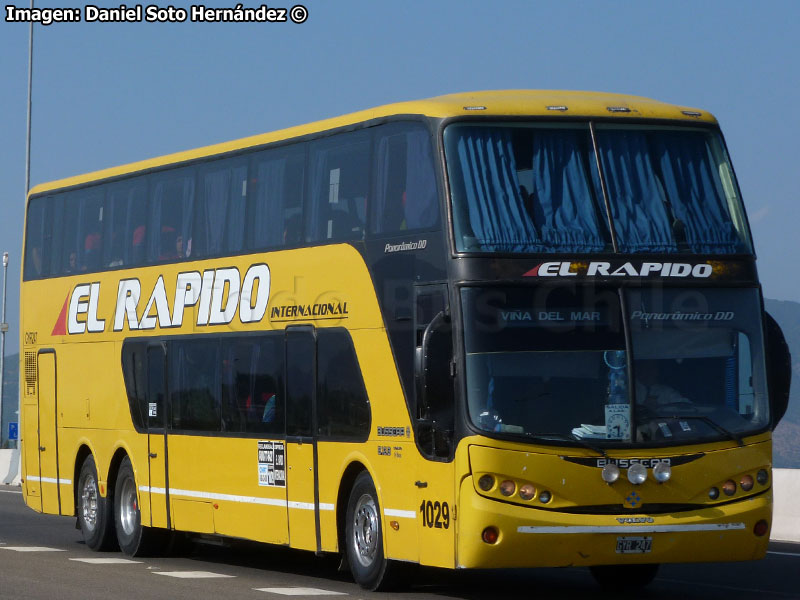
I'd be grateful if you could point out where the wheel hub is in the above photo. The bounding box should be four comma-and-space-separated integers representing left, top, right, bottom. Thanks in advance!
81, 474, 98, 532
352, 493, 379, 567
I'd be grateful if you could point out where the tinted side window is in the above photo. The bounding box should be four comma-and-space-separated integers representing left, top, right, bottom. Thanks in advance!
147, 345, 167, 430
121, 342, 147, 430
372, 123, 440, 234
249, 144, 306, 249
24, 197, 48, 279
61, 192, 81, 274
104, 178, 148, 268
170, 339, 220, 431
148, 168, 195, 263
309, 131, 370, 243
286, 329, 315, 437
194, 158, 248, 258
316, 329, 370, 440
221, 335, 284, 434
78, 189, 105, 272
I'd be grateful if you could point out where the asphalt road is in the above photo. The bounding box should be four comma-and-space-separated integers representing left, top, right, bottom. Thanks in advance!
1, 484, 798, 600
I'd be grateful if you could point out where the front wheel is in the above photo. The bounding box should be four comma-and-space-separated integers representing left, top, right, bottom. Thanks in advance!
77, 455, 116, 551
114, 457, 165, 556
345, 472, 394, 590
590, 563, 660, 589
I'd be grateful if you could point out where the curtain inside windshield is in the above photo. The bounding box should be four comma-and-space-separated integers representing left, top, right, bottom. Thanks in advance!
450, 126, 609, 253
596, 128, 748, 254
445, 123, 752, 255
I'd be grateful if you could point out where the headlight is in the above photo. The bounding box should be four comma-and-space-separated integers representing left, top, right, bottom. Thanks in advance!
627, 463, 647, 485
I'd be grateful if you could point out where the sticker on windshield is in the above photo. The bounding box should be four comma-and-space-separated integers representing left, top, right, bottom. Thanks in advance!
605, 404, 631, 441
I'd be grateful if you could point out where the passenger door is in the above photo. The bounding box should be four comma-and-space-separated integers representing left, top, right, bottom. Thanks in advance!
37, 351, 61, 515
146, 344, 170, 529
284, 326, 319, 552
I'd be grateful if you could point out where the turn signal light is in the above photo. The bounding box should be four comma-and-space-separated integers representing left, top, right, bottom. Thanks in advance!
482, 526, 499, 544
722, 480, 737, 496
499, 480, 516, 497
740, 474, 754, 492
519, 484, 536, 501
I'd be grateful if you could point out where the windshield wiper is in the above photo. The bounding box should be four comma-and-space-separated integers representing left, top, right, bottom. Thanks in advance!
529, 432, 609, 458
651, 414, 744, 447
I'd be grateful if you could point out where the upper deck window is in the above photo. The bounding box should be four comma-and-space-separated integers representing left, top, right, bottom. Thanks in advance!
444, 123, 752, 255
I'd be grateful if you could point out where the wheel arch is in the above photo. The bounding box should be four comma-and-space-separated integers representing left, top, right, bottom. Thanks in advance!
336, 460, 368, 554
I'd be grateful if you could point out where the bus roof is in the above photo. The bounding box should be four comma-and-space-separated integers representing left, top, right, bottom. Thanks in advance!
28, 90, 716, 197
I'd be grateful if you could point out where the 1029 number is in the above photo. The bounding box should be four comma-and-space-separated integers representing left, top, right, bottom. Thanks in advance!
419, 500, 450, 529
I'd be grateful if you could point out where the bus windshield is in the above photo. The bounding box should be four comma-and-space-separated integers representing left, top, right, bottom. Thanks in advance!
444, 123, 752, 254
461, 287, 768, 446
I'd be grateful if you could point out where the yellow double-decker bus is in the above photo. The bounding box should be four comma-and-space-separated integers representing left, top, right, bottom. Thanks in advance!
20, 91, 792, 590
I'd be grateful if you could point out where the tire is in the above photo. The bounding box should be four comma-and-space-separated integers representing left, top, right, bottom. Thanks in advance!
114, 457, 166, 556
77, 455, 117, 551
590, 563, 660, 589
344, 472, 394, 591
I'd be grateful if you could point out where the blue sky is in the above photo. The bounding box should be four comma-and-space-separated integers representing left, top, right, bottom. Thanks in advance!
1, 0, 799, 355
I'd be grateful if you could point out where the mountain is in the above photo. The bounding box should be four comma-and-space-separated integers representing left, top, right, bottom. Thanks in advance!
766, 299, 800, 468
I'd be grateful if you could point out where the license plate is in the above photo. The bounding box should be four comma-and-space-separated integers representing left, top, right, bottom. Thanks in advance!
615, 536, 653, 554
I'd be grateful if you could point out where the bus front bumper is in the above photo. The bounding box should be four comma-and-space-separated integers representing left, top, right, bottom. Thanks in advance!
456, 480, 771, 569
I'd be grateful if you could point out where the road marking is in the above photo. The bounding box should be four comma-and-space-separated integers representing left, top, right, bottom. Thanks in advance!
254, 589, 347, 596
1, 546, 66, 552
70, 558, 143, 564
0, 489, 22, 494
154, 571, 235, 579
768, 550, 800, 558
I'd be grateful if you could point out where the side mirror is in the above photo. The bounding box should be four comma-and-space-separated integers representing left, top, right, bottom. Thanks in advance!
415, 311, 453, 422
765, 312, 791, 429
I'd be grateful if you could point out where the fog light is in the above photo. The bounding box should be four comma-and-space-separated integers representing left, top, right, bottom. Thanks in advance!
627, 463, 647, 485
499, 480, 516, 497
653, 462, 672, 483
722, 480, 737, 496
519, 484, 536, 501
539, 491, 552, 504
482, 526, 499, 544
708, 487, 720, 500
757, 469, 769, 485
753, 520, 769, 537
740, 474, 754, 492
478, 474, 495, 492
601, 464, 620, 484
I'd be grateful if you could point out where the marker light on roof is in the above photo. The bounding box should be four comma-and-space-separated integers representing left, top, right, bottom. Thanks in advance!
606, 106, 631, 113
681, 110, 702, 117
463, 106, 487, 111
546, 105, 568, 111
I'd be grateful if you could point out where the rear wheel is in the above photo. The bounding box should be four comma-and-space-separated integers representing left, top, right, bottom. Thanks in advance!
590, 563, 660, 589
77, 455, 116, 551
114, 457, 166, 556
345, 472, 394, 590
